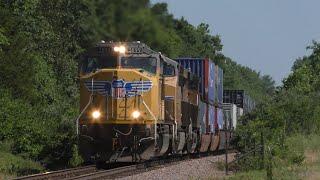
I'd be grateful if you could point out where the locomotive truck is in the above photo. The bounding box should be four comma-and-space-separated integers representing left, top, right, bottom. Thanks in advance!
78, 41, 232, 163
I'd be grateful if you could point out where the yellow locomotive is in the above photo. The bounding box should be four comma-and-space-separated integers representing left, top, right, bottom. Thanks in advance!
78, 41, 210, 163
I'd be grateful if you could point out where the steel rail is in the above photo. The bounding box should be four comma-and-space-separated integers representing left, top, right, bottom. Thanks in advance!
15, 165, 96, 180
65, 165, 137, 180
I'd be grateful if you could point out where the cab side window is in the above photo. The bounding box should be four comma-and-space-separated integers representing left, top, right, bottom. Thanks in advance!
163, 63, 175, 76
81, 57, 98, 73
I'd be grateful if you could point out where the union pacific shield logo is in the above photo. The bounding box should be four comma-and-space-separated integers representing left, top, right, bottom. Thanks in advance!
84, 79, 153, 98
112, 80, 126, 98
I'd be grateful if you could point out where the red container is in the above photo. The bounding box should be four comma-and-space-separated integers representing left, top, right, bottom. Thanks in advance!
175, 58, 216, 104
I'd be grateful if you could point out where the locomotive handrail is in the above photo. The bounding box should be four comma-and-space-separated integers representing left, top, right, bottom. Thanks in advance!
75, 78, 94, 135
140, 95, 158, 148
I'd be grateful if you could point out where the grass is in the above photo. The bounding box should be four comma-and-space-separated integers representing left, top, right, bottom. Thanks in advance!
0, 142, 84, 179
228, 170, 266, 180
0, 151, 43, 178
0, 141, 44, 178
227, 134, 320, 180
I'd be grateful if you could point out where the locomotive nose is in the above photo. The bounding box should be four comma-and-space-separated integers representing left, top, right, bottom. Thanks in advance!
80, 69, 156, 124
109, 75, 154, 122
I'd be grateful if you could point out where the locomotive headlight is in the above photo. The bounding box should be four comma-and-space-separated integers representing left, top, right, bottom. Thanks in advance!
92, 110, 101, 119
113, 45, 126, 54
131, 110, 141, 119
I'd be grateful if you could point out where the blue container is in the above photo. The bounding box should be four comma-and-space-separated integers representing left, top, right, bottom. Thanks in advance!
175, 58, 215, 103
217, 108, 224, 129
198, 101, 207, 134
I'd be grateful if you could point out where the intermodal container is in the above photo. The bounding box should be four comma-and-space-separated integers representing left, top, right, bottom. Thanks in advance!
219, 130, 231, 150
223, 90, 256, 114
175, 58, 216, 104
198, 101, 207, 134
208, 62, 215, 105
208, 104, 215, 133
215, 65, 223, 106
222, 103, 237, 130
237, 107, 244, 118
217, 107, 224, 130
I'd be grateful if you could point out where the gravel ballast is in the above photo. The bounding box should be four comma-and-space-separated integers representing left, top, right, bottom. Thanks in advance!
118, 153, 235, 180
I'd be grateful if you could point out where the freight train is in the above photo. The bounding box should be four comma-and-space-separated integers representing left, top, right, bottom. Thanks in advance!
77, 41, 250, 163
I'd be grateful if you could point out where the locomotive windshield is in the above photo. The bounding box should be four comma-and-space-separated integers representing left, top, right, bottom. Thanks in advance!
121, 57, 157, 74
81, 55, 157, 74
81, 55, 117, 73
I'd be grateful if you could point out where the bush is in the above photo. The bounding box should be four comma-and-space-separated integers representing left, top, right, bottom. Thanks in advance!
0, 141, 43, 176
0, 151, 43, 176
68, 144, 84, 167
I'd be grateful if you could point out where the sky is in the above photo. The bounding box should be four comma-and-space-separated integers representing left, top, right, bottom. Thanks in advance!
151, 0, 320, 84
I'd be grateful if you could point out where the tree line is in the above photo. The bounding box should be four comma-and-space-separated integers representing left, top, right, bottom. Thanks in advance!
233, 41, 320, 177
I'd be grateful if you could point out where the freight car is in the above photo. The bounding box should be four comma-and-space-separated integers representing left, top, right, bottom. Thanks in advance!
223, 90, 255, 114
220, 103, 244, 148
78, 42, 226, 163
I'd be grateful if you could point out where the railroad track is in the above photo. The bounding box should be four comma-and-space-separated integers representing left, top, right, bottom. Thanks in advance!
64, 165, 137, 180
14, 157, 195, 180
15, 165, 97, 180
15, 150, 236, 180
62, 157, 190, 180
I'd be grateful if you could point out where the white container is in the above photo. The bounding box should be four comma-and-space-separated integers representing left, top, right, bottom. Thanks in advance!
222, 103, 237, 130
237, 107, 244, 119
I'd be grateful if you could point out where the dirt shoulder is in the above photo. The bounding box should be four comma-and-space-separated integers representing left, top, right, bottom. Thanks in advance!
118, 153, 235, 180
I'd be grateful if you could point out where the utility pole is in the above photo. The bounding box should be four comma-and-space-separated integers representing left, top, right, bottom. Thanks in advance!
224, 111, 229, 175
260, 131, 265, 169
